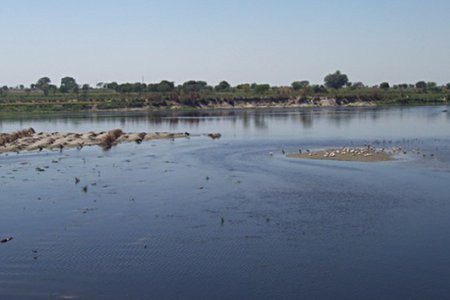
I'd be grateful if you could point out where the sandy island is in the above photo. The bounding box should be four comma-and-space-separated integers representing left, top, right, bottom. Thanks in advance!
0, 128, 221, 153
287, 147, 394, 162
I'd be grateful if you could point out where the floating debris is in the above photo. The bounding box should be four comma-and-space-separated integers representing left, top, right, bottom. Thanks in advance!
208, 133, 222, 140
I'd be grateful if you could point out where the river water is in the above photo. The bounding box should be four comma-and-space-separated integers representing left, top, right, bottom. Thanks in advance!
0, 106, 449, 299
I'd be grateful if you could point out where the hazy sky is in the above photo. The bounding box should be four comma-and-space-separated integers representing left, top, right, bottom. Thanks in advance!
1, 0, 450, 87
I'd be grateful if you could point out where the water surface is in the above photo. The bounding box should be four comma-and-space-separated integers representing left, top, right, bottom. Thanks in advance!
1, 106, 450, 299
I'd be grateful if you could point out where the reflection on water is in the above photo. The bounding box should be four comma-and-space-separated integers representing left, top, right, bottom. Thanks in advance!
0, 106, 450, 299
0, 106, 449, 140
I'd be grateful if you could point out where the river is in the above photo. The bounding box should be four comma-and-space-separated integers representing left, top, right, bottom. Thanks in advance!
1, 106, 449, 299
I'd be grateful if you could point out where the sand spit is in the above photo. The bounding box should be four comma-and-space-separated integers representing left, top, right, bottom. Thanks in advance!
287, 147, 393, 162
0, 128, 221, 153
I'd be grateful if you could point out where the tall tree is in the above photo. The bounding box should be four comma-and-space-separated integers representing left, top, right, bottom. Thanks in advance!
182, 80, 208, 92
215, 81, 231, 92
324, 71, 349, 89
157, 80, 175, 92
36, 77, 51, 96
415, 81, 427, 90
380, 82, 390, 90
292, 81, 310, 90
60, 77, 78, 93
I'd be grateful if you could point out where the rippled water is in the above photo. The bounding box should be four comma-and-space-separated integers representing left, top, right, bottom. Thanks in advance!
1, 106, 450, 299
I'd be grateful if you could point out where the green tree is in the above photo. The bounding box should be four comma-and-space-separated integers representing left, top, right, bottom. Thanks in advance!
157, 80, 175, 92
292, 81, 310, 91
106, 82, 119, 91
351, 82, 365, 89
82, 84, 90, 90
215, 81, 231, 92
60, 77, 78, 93
380, 82, 390, 90
182, 80, 208, 92
236, 84, 251, 92
446, 83, 450, 90
252, 83, 271, 94
0, 85, 9, 96
36, 77, 51, 96
324, 70, 349, 89
415, 81, 427, 90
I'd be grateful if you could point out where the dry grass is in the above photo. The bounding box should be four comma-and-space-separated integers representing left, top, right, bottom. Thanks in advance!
100, 129, 123, 150
0, 128, 35, 146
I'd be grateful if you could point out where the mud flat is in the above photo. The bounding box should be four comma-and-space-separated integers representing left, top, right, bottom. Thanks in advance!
288, 147, 394, 162
0, 128, 221, 153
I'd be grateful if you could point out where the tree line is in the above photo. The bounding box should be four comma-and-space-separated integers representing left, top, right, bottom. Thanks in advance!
2, 71, 450, 96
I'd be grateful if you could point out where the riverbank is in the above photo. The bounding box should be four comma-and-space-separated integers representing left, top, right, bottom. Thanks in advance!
0, 87, 448, 113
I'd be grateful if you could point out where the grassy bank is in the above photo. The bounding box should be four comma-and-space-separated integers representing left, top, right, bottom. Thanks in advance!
0, 86, 448, 113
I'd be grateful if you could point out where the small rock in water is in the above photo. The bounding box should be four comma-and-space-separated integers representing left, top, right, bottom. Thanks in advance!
0, 237, 13, 244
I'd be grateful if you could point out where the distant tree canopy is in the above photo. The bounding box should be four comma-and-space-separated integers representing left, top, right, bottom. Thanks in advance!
395, 84, 410, 89
36, 77, 51, 95
446, 83, 450, 90
156, 80, 175, 92
236, 84, 251, 91
252, 83, 271, 94
311, 84, 327, 93
324, 71, 349, 89
380, 82, 390, 89
106, 82, 119, 91
182, 80, 208, 92
60, 77, 79, 93
351, 82, 365, 89
292, 81, 310, 90
215, 81, 231, 92
415, 81, 427, 90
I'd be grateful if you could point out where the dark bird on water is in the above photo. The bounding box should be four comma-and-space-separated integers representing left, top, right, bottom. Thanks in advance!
185, 132, 190, 136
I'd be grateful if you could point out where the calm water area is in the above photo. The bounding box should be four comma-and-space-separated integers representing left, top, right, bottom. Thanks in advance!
1, 105, 450, 299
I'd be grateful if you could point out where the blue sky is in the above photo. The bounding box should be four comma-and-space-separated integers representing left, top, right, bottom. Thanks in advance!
1, 0, 450, 86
